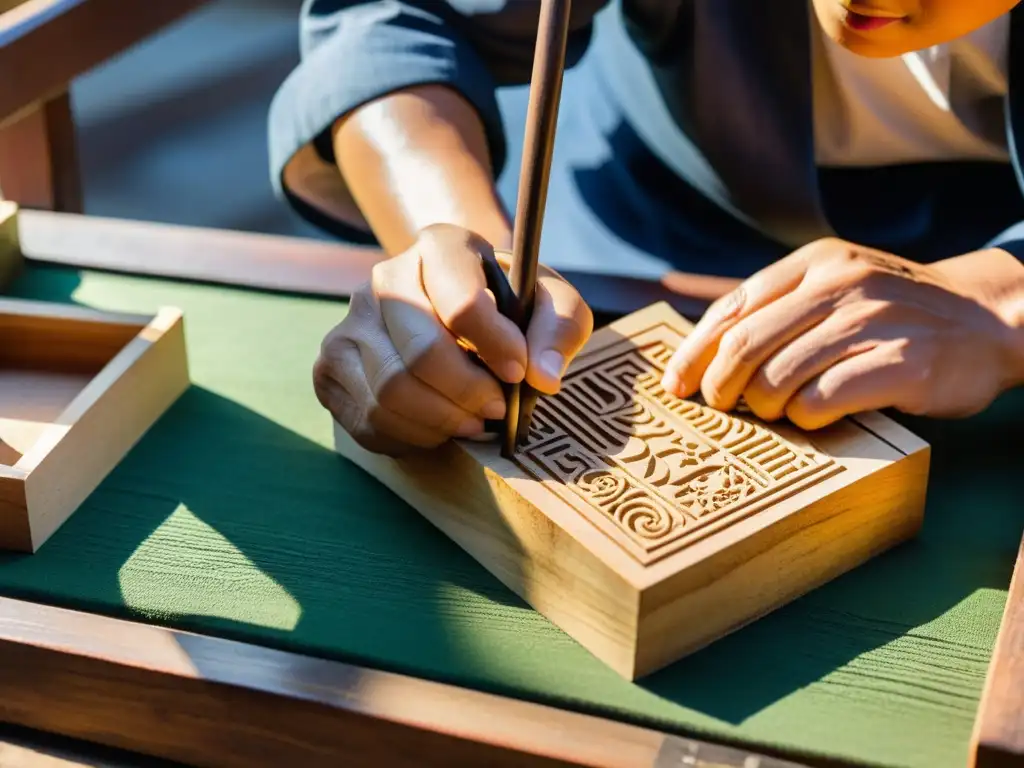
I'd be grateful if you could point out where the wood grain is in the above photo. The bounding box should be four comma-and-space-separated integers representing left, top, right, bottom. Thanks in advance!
971, 535, 1024, 768
0, 594, 812, 768
0, 91, 80, 211
335, 302, 931, 679
0, 299, 189, 551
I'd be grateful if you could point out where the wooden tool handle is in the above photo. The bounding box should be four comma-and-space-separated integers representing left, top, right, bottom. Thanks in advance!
508, 0, 572, 314
502, 0, 573, 458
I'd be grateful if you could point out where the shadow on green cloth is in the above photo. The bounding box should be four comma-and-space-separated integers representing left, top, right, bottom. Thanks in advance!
0, 267, 527, 681
0, 382, 528, 679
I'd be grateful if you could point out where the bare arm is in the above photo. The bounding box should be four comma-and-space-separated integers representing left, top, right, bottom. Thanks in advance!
331, 84, 513, 256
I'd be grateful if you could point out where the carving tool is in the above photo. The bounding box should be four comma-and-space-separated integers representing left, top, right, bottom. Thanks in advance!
499, 0, 574, 459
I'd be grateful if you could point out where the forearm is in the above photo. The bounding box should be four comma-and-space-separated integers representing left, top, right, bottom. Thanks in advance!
934, 247, 1024, 388
331, 84, 513, 256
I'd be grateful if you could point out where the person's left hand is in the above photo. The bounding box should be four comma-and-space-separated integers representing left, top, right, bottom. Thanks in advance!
660, 238, 1024, 429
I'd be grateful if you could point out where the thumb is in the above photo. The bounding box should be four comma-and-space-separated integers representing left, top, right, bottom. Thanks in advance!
525, 274, 594, 395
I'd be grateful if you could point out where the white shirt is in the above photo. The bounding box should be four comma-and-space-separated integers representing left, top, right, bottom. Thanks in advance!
813, 12, 1011, 166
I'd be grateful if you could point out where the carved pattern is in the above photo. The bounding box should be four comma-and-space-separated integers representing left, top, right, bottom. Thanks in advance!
512, 324, 845, 565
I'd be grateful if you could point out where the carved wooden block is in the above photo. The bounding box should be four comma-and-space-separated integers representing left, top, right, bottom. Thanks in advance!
335, 302, 931, 680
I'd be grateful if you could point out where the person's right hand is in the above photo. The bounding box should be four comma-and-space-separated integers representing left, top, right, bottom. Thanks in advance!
313, 224, 594, 456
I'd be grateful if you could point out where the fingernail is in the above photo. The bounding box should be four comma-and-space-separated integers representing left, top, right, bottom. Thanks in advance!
538, 350, 565, 381
661, 371, 681, 394
501, 361, 526, 383
455, 418, 484, 437
482, 399, 506, 419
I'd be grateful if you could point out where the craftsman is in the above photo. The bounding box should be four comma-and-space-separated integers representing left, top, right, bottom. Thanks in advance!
269, 0, 1024, 455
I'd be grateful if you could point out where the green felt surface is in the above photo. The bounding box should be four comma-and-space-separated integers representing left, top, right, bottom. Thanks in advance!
2, 265, 1022, 768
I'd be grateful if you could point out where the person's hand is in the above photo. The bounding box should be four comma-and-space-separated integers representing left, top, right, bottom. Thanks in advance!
660, 238, 1024, 429
314, 223, 593, 455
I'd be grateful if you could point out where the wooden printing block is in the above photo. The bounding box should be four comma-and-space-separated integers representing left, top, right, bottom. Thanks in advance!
0, 297, 189, 552
335, 302, 931, 680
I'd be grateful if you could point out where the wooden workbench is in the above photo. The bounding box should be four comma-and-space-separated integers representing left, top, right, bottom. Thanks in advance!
0, 211, 1019, 768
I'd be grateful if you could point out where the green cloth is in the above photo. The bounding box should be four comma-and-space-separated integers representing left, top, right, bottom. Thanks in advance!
2, 265, 1021, 768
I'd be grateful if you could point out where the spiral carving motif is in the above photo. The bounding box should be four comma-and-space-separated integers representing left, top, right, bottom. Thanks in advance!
577, 469, 628, 505
615, 495, 675, 539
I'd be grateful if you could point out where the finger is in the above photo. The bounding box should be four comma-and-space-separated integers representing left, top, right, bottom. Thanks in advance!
375, 260, 508, 420
366, 350, 486, 437
525, 274, 594, 394
785, 345, 916, 430
662, 251, 814, 397
420, 238, 527, 383
743, 308, 881, 422
696, 288, 835, 412
314, 345, 448, 455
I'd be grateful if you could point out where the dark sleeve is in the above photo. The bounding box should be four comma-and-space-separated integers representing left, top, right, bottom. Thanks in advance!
267, 0, 607, 238
993, 239, 1024, 263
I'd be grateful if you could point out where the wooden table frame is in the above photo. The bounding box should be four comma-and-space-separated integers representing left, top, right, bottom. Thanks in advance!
0, 206, 1019, 767
0, 593, 819, 768
0, 0, 210, 212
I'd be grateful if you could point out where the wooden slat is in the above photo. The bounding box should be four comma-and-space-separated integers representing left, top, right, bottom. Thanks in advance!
0, 594, 810, 768
15, 209, 734, 318
0, 0, 209, 123
971, 536, 1024, 767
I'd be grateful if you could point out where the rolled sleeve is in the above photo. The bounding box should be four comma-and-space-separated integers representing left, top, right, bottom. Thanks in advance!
989, 229, 1024, 263
268, 0, 603, 241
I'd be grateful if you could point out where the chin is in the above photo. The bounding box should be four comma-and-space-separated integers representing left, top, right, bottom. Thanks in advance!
839, 39, 910, 57
821, 23, 912, 57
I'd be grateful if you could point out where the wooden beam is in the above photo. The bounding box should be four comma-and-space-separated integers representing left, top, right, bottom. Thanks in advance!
0, 91, 80, 211
0, 0, 210, 123
15, 209, 734, 318
971, 536, 1024, 767
0, 594, 810, 768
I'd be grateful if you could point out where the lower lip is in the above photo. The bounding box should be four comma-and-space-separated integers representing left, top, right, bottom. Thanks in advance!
844, 11, 901, 30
